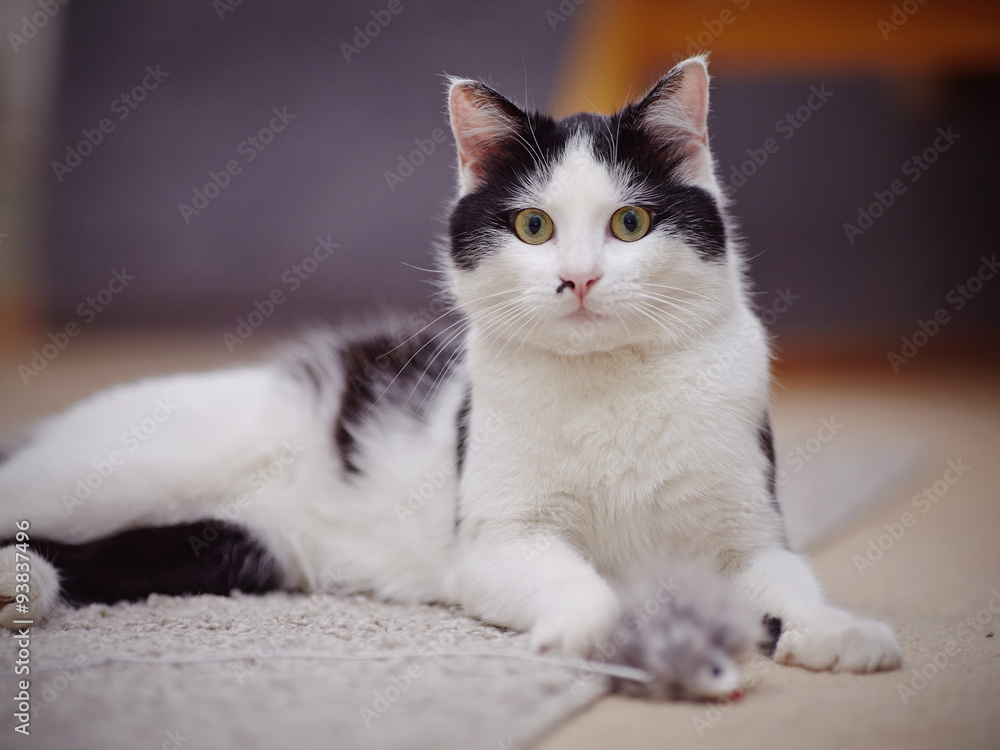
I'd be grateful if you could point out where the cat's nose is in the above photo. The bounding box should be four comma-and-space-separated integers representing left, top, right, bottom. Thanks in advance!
557, 273, 601, 300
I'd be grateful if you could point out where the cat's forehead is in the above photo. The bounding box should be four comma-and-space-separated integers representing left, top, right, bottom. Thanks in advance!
510, 110, 663, 210
516, 133, 623, 213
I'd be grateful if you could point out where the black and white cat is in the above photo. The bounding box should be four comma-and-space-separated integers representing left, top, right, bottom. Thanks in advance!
0, 56, 900, 683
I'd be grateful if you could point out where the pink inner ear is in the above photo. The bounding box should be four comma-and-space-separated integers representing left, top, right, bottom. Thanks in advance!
450, 86, 484, 169
637, 59, 715, 184
674, 61, 709, 145
449, 82, 517, 185
650, 59, 710, 145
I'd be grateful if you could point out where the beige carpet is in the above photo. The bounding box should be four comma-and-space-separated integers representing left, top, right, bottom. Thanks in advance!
1, 334, 998, 749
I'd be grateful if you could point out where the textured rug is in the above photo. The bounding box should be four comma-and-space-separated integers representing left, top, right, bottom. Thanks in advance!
0, 591, 605, 750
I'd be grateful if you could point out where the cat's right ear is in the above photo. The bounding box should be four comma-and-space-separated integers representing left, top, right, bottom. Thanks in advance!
447, 78, 525, 195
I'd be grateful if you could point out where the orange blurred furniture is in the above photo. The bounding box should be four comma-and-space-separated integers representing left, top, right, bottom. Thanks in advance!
553, 0, 1000, 115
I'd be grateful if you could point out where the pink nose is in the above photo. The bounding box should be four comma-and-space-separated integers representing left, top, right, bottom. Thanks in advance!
557, 273, 601, 301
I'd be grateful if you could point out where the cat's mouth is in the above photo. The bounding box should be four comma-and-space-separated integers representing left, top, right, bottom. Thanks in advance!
563, 306, 605, 322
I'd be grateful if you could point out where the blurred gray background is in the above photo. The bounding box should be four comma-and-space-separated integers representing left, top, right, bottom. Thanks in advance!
3, 0, 999, 349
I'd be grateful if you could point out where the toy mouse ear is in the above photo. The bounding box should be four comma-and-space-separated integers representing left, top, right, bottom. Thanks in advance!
631, 55, 714, 184
447, 78, 527, 195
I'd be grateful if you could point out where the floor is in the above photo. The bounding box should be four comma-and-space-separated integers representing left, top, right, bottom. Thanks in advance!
1, 331, 998, 749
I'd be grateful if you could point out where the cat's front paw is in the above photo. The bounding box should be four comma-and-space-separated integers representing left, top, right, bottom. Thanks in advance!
529, 588, 619, 658
0, 545, 60, 629
775, 609, 901, 673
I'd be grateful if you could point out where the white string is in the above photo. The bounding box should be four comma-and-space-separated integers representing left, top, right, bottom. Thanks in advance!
8, 648, 652, 683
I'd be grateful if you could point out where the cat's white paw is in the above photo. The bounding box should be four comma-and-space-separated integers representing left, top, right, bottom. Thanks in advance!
775, 609, 902, 673
0, 545, 61, 629
529, 588, 618, 657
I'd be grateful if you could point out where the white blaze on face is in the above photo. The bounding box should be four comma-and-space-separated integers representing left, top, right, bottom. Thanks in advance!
453, 137, 628, 351
532, 138, 622, 295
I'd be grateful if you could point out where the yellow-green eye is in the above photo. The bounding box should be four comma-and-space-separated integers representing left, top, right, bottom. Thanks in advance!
514, 208, 554, 245
610, 206, 651, 242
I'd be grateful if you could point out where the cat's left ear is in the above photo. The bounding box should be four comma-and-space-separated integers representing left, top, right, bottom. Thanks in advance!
632, 55, 715, 185
447, 78, 527, 195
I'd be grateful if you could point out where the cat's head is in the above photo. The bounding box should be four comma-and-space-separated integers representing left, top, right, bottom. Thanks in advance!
443, 56, 741, 357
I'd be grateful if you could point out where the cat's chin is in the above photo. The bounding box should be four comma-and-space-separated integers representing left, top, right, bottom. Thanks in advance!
562, 307, 605, 323
539, 323, 688, 358
536, 322, 651, 358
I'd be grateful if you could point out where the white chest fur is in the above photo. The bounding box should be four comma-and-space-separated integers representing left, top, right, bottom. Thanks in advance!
459, 304, 779, 579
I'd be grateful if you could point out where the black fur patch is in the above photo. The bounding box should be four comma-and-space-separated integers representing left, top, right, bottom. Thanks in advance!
760, 615, 783, 657
449, 109, 566, 272
454, 387, 472, 531
7, 522, 281, 607
593, 111, 727, 261
448, 89, 727, 271
757, 413, 778, 500
335, 330, 460, 475
455, 386, 472, 477
757, 412, 789, 548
